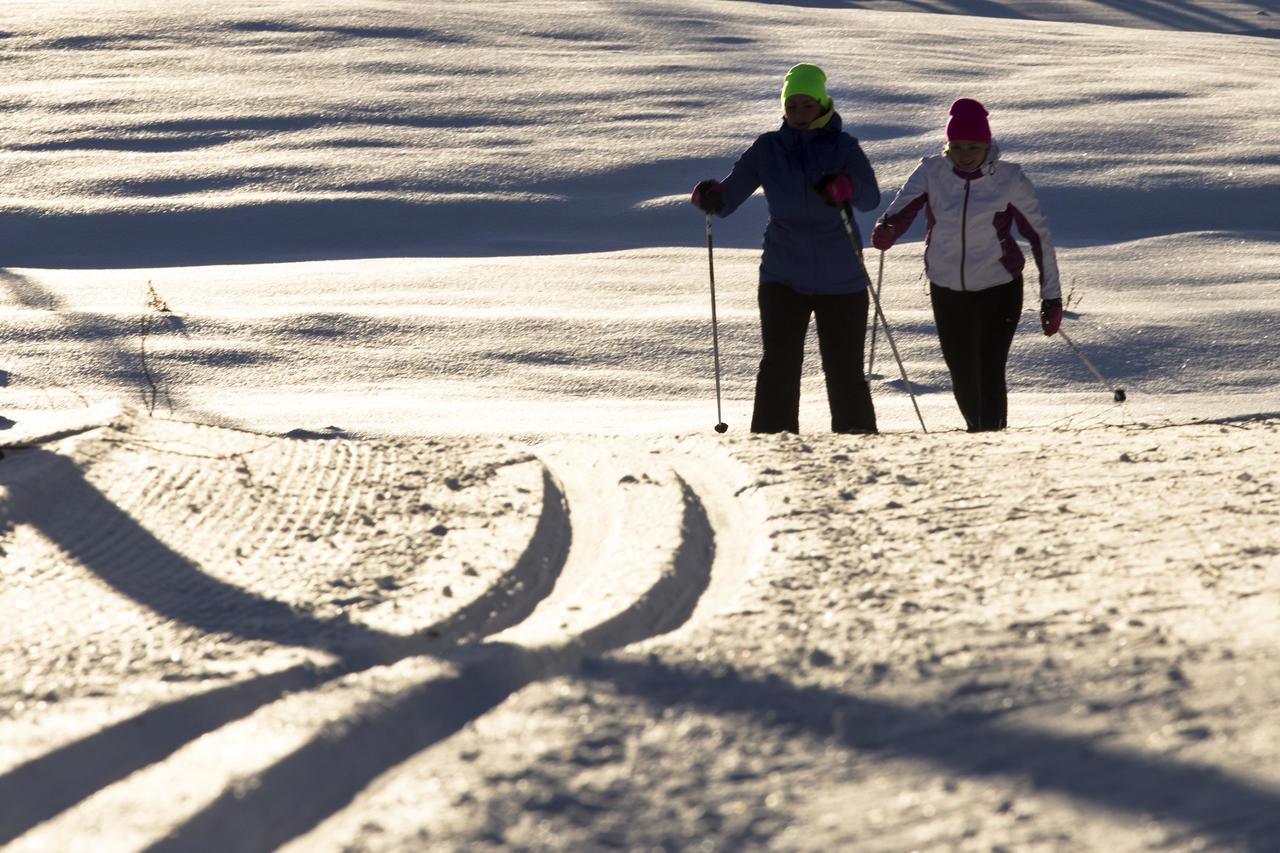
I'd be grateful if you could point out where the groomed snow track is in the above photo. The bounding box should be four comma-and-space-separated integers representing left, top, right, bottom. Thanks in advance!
0, 419, 762, 851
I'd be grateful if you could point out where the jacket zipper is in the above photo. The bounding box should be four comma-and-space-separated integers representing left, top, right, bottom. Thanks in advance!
801, 134, 820, 282
960, 179, 971, 291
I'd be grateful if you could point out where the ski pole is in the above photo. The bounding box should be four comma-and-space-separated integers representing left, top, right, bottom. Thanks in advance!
705, 212, 729, 433
1058, 327, 1126, 402
838, 208, 927, 433
867, 214, 891, 376
867, 248, 883, 375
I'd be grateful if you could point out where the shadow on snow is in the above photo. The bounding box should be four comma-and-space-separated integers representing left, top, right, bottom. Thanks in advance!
0, 450, 569, 846
3, 164, 1278, 268
1, 442, 1277, 848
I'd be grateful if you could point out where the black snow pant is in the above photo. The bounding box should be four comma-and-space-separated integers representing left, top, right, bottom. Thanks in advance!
750, 280, 877, 434
929, 277, 1023, 432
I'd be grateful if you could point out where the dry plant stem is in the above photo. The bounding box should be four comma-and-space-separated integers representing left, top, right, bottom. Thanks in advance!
138, 313, 160, 416
138, 281, 176, 416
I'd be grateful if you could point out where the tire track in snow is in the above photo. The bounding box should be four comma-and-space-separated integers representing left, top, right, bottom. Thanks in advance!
144, 443, 749, 853
0, 421, 572, 846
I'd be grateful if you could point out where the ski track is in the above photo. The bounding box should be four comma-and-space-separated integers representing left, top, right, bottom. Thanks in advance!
293, 422, 1279, 853
1, 415, 564, 843
0, 420, 762, 850
141, 444, 730, 851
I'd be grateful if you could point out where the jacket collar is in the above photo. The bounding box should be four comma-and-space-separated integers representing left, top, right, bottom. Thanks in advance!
778, 107, 842, 136
808, 103, 836, 130
949, 139, 1001, 178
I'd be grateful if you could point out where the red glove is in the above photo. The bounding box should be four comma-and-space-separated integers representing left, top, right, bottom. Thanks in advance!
815, 173, 853, 206
1040, 298, 1063, 336
691, 180, 724, 214
871, 223, 896, 252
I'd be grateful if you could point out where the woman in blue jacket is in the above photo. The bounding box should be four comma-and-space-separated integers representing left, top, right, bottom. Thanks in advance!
691, 63, 881, 434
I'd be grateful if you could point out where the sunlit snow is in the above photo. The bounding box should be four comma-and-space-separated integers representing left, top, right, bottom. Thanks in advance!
2, 1, 1279, 850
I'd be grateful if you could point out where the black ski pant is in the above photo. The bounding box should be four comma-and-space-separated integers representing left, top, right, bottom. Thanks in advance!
750, 280, 877, 434
929, 277, 1023, 432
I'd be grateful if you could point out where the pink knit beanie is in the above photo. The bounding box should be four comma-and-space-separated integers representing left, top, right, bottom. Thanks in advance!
945, 98, 991, 142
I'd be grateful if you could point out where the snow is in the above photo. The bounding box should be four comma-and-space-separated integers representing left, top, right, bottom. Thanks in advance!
2, 0, 1279, 850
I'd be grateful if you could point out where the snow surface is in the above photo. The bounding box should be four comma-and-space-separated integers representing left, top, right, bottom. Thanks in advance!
2, 1, 1279, 850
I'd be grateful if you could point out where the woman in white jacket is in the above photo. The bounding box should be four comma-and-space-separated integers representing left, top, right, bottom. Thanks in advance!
872, 98, 1062, 432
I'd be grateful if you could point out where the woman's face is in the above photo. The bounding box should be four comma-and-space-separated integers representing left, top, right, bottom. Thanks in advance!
948, 140, 990, 172
784, 94, 823, 129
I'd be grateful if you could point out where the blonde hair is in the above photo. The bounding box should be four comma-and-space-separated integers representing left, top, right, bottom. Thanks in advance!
943, 140, 990, 158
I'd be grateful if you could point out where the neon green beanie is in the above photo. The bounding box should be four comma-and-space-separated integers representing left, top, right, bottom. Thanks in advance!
781, 63, 831, 112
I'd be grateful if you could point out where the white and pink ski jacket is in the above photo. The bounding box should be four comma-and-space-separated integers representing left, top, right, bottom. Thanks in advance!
881, 146, 1061, 300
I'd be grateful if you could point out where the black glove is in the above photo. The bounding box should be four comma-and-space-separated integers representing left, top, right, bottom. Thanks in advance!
691, 180, 724, 214
871, 223, 896, 252
1040, 298, 1063, 336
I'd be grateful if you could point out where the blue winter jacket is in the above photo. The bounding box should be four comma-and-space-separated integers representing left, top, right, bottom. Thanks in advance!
716, 111, 880, 295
